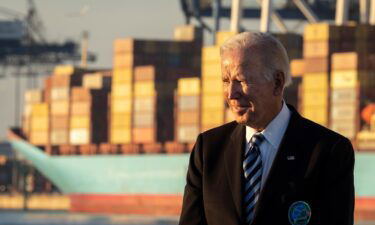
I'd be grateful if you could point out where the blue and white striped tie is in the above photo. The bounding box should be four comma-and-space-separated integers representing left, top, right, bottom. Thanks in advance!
243, 133, 264, 224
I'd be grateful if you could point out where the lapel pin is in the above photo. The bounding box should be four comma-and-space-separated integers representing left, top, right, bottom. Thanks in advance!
287, 156, 295, 160
288, 201, 312, 225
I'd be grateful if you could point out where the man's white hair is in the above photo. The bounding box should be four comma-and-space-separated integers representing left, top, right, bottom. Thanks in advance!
220, 32, 292, 88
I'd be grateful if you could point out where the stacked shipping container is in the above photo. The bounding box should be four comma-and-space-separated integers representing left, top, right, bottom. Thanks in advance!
110, 40, 133, 144
49, 65, 86, 145
30, 103, 49, 146
300, 23, 341, 127
22, 89, 44, 139
69, 87, 109, 145
330, 52, 374, 140
133, 66, 176, 144
176, 78, 200, 143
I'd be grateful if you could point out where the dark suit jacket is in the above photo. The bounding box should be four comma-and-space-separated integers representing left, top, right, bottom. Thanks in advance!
179, 105, 355, 225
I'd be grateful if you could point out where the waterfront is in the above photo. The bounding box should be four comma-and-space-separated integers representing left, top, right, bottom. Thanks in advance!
0, 210, 374, 225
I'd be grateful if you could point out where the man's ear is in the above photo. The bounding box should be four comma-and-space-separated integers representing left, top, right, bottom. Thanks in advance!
273, 71, 285, 96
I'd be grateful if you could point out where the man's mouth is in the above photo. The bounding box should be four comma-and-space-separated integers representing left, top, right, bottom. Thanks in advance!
231, 105, 249, 113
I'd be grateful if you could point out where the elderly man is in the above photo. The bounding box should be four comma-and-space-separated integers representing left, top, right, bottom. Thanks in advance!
179, 32, 354, 225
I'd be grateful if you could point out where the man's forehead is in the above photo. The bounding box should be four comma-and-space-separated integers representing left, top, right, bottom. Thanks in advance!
221, 49, 262, 67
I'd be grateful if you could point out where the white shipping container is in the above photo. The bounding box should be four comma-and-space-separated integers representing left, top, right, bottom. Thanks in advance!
178, 125, 199, 143
51, 87, 70, 100
178, 95, 200, 111
134, 97, 154, 112
70, 128, 89, 145
133, 112, 154, 127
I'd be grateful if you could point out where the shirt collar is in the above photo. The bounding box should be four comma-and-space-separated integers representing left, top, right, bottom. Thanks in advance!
246, 101, 291, 149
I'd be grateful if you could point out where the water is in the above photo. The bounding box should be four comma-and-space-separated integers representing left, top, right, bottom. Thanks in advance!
0, 210, 373, 225
0, 210, 179, 225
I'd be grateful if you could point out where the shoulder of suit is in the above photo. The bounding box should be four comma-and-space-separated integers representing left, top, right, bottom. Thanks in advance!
298, 115, 350, 145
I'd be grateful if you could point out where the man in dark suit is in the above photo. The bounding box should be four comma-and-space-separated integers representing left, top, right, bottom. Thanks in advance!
179, 32, 354, 225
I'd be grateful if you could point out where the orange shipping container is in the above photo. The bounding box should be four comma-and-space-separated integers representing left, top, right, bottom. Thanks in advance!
51, 116, 69, 129
51, 101, 70, 115
113, 53, 133, 68
30, 131, 49, 145
177, 111, 200, 125
132, 127, 154, 143
290, 59, 305, 77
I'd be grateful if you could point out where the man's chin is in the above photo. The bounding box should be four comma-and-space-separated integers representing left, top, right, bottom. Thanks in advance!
234, 115, 249, 125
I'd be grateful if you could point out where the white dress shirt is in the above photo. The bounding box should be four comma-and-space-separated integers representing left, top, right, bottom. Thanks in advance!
245, 101, 291, 189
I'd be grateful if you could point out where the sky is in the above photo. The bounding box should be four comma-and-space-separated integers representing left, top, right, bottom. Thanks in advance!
0, 0, 304, 140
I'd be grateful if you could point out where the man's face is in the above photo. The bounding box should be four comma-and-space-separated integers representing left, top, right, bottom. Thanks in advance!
221, 49, 281, 129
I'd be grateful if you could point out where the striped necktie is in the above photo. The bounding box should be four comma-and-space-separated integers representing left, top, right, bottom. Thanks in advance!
243, 133, 265, 224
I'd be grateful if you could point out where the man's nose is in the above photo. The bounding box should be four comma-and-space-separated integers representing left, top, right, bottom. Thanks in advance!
227, 82, 239, 99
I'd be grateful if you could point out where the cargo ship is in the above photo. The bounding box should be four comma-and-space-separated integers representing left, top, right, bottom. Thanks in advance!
6, 23, 375, 221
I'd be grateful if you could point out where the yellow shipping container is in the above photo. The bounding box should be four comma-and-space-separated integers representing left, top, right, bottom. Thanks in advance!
202, 62, 221, 77
112, 68, 132, 84
304, 23, 339, 41
303, 41, 333, 58
302, 107, 328, 126
110, 128, 131, 144
202, 94, 225, 110
331, 71, 359, 88
178, 78, 201, 96
83, 73, 111, 89
53, 65, 76, 76
302, 90, 328, 107
202, 77, 223, 94
202, 46, 221, 62
216, 31, 237, 46
302, 73, 328, 90
111, 113, 131, 128
31, 117, 49, 131
111, 97, 132, 113
31, 103, 49, 117
174, 25, 202, 41
70, 116, 90, 129
201, 109, 225, 125
112, 83, 132, 98
134, 82, 155, 97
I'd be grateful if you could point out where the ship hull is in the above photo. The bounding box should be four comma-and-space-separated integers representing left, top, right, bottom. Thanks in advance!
8, 137, 375, 220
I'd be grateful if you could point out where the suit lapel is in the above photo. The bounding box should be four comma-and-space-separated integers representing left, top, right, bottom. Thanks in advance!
224, 124, 245, 220
253, 107, 303, 223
